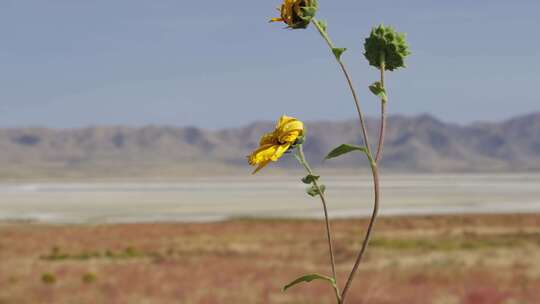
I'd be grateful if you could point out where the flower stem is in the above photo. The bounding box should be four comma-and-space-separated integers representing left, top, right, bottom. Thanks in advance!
295, 145, 341, 304
375, 62, 387, 163
311, 19, 373, 155
310, 18, 383, 304
340, 161, 380, 302
341, 67, 387, 304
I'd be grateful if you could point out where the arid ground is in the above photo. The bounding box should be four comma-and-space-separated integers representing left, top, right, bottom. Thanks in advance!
1, 214, 540, 303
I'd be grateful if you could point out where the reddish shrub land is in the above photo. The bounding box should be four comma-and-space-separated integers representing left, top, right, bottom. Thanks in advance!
1, 214, 540, 304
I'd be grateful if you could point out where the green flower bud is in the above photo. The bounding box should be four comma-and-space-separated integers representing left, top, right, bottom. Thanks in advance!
364, 24, 411, 71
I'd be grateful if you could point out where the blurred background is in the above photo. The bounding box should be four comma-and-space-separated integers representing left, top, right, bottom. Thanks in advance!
1, 1, 539, 303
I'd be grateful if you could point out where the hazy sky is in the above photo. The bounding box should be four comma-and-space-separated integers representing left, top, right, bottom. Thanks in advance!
1, 0, 539, 128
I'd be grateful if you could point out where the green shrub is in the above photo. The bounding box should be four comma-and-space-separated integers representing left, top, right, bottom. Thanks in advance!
82, 273, 97, 284
41, 273, 56, 284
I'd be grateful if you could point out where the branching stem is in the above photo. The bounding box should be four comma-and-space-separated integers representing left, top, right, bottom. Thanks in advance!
375, 61, 387, 163
311, 18, 386, 304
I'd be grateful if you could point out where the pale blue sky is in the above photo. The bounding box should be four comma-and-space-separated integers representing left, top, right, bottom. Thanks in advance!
1, 0, 539, 128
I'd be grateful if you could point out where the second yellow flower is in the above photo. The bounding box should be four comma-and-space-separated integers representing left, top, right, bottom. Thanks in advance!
247, 115, 304, 174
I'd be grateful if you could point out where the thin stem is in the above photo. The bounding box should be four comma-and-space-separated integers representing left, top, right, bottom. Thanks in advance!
375, 102, 386, 163
340, 162, 380, 301
341, 66, 387, 303
296, 145, 341, 304
310, 18, 383, 304
375, 63, 387, 163
311, 19, 372, 155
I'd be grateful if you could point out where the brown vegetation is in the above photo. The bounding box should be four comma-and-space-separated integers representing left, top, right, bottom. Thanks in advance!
1, 214, 540, 303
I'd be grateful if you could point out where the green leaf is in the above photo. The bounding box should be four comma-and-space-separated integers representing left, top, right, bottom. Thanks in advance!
325, 144, 369, 160
369, 81, 388, 102
332, 48, 347, 60
306, 184, 326, 197
316, 20, 327, 32
283, 273, 336, 291
301, 7, 317, 18
294, 136, 305, 146
301, 174, 320, 184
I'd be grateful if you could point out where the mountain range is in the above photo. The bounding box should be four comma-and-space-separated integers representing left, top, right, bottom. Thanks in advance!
1, 113, 539, 179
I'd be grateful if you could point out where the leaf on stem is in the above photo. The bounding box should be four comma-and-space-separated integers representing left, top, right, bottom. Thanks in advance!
332, 48, 347, 60
325, 144, 369, 160
300, 7, 317, 20
283, 273, 336, 291
301, 174, 320, 184
306, 184, 326, 197
316, 20, 327, 32
369, 81, 388, 102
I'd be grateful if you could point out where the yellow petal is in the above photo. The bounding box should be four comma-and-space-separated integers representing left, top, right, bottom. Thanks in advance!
259, 132, 276, 145
281, 0, 296, 26
276, 115, 296, 129
282, 120, 304, 133
278, 130, 300, 144
252, 160, 271, 174
270, 143, 291, 161
274, 115, 304, 144
247, 143, 291, 173
248, 144, 277, 165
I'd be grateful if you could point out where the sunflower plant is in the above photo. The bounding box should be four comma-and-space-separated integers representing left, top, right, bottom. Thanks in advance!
248, 1, 410, 303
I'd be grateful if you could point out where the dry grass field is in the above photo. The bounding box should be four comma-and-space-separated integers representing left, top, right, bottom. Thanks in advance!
1, 214, 540, 304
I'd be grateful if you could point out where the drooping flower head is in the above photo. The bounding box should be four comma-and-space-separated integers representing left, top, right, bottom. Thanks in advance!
270, 0, 318, 29
248, 115, 304, 174
364, 24, 411, 71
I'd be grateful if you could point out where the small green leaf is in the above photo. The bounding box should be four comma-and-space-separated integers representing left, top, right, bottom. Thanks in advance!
306, 184, 326, 197
294, 136, 305, 146
301, 7, 317, 18
325, 144, 369, 160
283, 274, 335, 291
301, 174, 320, 184
369, 81, 388, 102
316, 20, 327, 32
332, 48, 347, 60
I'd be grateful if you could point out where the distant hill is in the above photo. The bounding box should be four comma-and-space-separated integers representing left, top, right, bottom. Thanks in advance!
1, 113, 539, 179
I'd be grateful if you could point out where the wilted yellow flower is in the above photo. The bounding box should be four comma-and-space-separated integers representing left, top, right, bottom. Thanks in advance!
248, 115, 304, 174
270, 0, 318, 29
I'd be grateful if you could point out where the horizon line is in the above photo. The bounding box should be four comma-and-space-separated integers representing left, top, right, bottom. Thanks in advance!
0, 111, 539, 131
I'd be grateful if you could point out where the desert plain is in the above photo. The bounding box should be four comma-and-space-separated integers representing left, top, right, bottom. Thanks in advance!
1, 174, 540, 303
